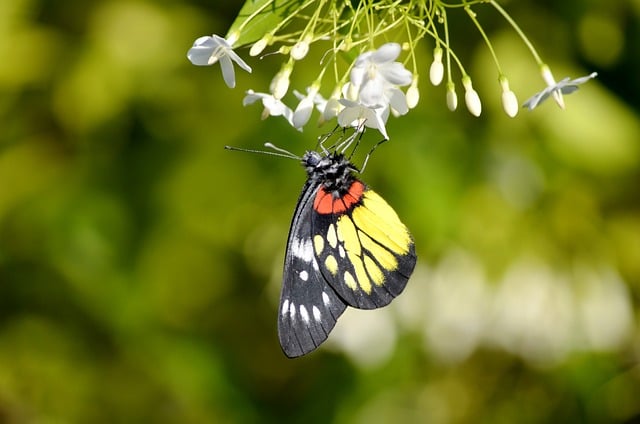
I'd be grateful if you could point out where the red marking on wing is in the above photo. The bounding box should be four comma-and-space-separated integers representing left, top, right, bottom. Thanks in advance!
314, 189, 334, 214
313, 181, 365, 215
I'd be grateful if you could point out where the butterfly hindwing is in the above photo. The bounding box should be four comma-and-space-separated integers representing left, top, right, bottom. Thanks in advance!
311, 180, 416, 309
278, 181, 347, 358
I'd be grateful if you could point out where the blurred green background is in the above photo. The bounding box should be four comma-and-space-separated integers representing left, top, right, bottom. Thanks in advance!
1, 0, 639, 422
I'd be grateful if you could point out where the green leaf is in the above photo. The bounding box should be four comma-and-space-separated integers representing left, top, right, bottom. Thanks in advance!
226, 0, 306, 47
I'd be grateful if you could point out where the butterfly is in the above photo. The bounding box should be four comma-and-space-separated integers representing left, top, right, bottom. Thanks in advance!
271, 130, 417, 358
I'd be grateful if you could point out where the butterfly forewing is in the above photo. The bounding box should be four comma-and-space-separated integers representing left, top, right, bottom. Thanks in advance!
278, 182, 347, 358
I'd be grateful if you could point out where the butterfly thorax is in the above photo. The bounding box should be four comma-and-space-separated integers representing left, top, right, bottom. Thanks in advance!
302, 151, 358, 195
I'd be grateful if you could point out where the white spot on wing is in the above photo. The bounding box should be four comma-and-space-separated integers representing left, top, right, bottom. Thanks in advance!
322, 291, 330, 307
289, 302, 296, 320
312, 305, 321, 322
282, 299, 289, 316
300, 305, 310, 323
339, 245, 346, 258
292, 237, 314, 263
299, 270, 309, 281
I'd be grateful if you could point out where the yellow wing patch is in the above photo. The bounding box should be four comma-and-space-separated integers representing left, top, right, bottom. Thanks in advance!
344, 270, 358, 291
313, 234, 324, 255
336, 214, 361, 256
358, 229, 398, 271
347, 250, 372, 294
326, 223, 338, 248
314, 188, 413, 298
324, 255, 338, 275
351, 191, 412, 255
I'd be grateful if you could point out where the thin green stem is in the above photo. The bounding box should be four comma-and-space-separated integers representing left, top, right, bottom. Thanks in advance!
489, 0, 543, 64
234, 0, 276, 35
463, 2, 502, 74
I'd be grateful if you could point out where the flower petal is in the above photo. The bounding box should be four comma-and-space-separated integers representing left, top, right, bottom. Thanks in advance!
243, 90, 263, 106
187, 36, 216, 66
350, 65, 366, 88
359, 78, 385, 107
353, 51, 373, 68
211, 34, 230, 48
292, 96, 314, 129
219, 56, 236, 88
387, 87, 408, 115
371, 43, 401, 64
364, 108, 389, 139
379, 62, 412, 86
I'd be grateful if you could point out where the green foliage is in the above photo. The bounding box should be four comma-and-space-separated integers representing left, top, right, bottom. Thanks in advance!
227, 0, 304, 46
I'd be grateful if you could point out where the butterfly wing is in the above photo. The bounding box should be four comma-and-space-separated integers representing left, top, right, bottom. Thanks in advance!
310, 180, 417, 309
278, 181, 348, 358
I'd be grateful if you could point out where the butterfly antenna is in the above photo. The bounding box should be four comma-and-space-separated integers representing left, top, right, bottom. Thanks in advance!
225, 144, 300, 160
263, 142, 300, 159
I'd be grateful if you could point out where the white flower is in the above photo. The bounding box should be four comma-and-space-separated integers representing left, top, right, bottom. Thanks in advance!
337, 99, 389, 140
243, 90, 293, 124
522, 72, 598, 111
350, 43, 412, 108
292, 86, 320, 129
187, 34, 252, 88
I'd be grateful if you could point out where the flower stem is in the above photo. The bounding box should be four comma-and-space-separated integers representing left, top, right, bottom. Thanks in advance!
463, 2, 503, 74
489, 0, 543, 65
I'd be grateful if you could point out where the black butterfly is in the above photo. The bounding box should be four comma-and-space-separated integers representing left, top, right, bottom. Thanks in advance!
273, 131, 417, 357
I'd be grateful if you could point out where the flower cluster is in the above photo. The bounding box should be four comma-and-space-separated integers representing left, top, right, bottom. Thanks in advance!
187, 0, 596, 140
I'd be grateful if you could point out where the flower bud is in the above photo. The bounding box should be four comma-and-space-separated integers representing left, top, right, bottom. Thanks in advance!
291, 39, 310, 60
446, 82, 458, 111
499, 76, 518, 117
406, 77, 420, 109
429, 47, 444, 86
462, 76, 481, 117
250, 37, 268, 56
270, 65, 292, 99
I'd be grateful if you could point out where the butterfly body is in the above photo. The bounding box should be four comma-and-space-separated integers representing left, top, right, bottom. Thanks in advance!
278, 148, 416, 358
